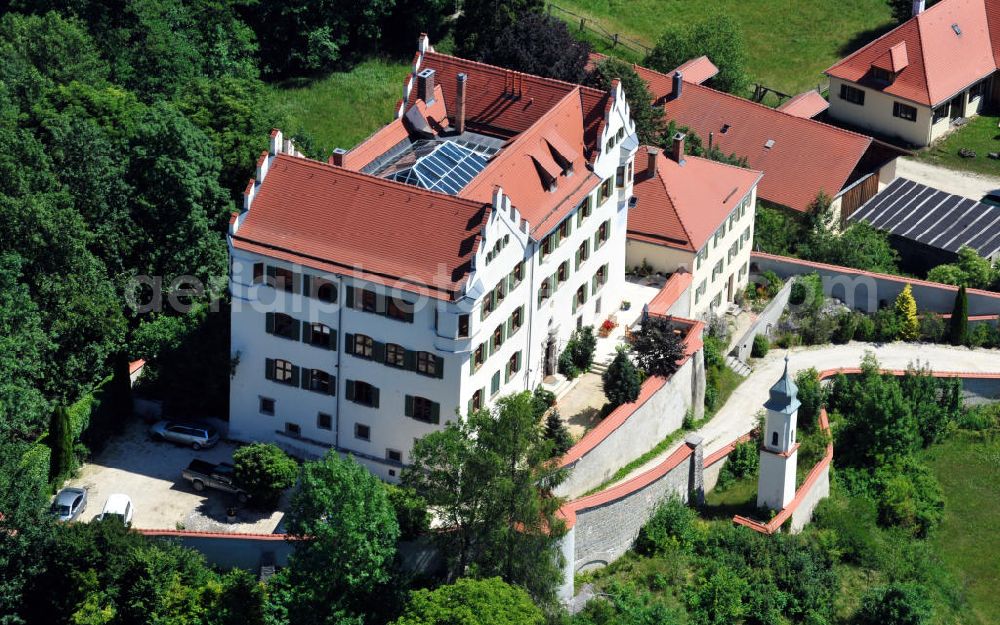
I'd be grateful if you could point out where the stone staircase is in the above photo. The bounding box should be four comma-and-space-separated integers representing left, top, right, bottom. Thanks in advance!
589, 358, 611, 376
725, 355, 752, 377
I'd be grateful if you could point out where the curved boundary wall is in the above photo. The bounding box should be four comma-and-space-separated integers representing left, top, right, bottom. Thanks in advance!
733, 368, 1000, 535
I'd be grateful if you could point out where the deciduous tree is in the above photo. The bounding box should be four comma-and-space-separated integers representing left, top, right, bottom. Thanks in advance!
392, 577, 544, 625
585, 57, 665, 145
477, 13, 590, 83
232, 442, 298, 509
645, 16, 751, 95
630, 316, 687, 378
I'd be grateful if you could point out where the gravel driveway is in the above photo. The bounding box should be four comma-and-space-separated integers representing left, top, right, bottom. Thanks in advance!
66, 419, 285, 533
896, 157, 1000, 201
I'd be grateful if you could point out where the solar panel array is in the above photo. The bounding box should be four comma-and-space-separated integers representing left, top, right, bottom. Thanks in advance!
389, 141, 489, 195
850, 177, 1000, 258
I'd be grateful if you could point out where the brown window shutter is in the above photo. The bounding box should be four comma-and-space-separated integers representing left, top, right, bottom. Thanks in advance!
265, 358, 274, 380
404, 395, 414, 417
265, 312, 275, 334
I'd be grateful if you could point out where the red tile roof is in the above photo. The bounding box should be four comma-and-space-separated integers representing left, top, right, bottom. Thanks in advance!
629, 147, 762, 251
602, 57, 874, 212
826, 0, 1000, 106
776, 90, 830, 118
408, 51, 611, 155
460, 89, 599, 236
672, 55, 719, 84
232, 154, 490, 300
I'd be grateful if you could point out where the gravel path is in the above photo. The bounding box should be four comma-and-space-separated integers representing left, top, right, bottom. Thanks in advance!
895, 157, 1000, 200
606, 342, 1000, 489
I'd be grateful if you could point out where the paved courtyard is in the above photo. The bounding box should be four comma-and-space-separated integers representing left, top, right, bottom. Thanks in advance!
66, 419, 285, 533
554, 373, 608, 439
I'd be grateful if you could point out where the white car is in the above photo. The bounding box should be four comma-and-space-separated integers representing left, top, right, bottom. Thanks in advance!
96, 494, 134, 526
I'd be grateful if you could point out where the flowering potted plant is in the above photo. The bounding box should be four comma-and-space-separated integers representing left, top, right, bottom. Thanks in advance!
599, 317, 618, 337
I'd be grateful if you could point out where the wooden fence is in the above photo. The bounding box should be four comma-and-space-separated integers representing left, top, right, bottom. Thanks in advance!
547, 3, 652, 57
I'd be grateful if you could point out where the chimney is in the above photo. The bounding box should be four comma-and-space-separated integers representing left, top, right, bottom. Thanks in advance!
646, 146, 660, 179
456, 73, 467, 135
417, 68, 435, 103
671, 132, 686, 165
672, 71, 683, 99
912, 0, 925, 16
708, 131, 714, 152
330, 148, 347, 167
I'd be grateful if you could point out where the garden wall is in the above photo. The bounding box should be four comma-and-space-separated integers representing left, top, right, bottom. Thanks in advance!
140, 529, 295, 571
555, 357, 695, 499
731, 279, 793, 363
556, 436, 704, 602
750, 252, 1000, 316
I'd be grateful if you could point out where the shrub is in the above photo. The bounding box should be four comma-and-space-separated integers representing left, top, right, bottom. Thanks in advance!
873, 307, 901, 342
635, 497, 699, 555
571, 326, 597, 371
750, 334, 769, 358
531, 386, 555, 419
543, 410, 573, 458
794, 368, 824, 428
831, 311, 858, 344
854, 314, 876, 342
874, 459, 944, 538
722, 439, 759, 481
800, 309, 838, 345
603, 349, 642, 408
704, 385, 719, 412
957, 403, 999, 431
557, 349, 579, 379
233, 443, 298, 509
966, 321, 998, 348
385, 484, 430, 541
917, 312, 945, 343
855, 582, 932, 625
703, 335, 724, 370
894, 284, 919, 341
789, 273, 823, 309
949, 285, 968, 345
632, 316, 687, 378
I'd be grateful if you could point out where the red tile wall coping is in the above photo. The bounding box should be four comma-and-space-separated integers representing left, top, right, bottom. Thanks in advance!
751, 251, 1000, 301
647, 272, 693, 316
556, 316, 704, 468
704, 431, 756, 468
137, 529, 300, 541
733, 367, 1000, 534
558, 443, 694, 529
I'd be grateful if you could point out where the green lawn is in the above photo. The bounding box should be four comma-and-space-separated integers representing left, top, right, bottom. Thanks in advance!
923, 430, 1000, 625
268, 58, 412, 157
551, 0, 894, 95
915, 113, 1000, 177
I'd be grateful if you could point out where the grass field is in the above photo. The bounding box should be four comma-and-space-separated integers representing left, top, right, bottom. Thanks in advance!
550, 0, 895, 95
923, 430, 1000, 625
268, 58, 411, 156
915, 113, 1000, 177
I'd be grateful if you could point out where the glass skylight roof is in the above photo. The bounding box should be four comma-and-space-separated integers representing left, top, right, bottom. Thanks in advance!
387, 141, 490, 195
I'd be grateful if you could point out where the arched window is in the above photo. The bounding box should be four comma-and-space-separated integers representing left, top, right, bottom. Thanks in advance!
274, 313, 295, 339
771, 432, 779, 447
309, 323, 332, 348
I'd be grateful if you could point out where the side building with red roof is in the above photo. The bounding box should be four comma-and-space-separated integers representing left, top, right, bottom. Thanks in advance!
826, 0, 1000, 147
227, 36, 639, 479
627, 140, 763, 318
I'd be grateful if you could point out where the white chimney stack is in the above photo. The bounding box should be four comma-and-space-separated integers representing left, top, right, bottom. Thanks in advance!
912, 0, 925, 16
269, 129, 283, 155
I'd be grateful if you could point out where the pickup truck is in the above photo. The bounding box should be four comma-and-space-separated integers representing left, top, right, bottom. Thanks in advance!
181, 459, 249, 503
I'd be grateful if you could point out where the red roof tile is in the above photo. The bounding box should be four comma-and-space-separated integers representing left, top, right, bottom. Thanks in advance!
232, 154, 490, 300
460, 89, 599, 236
629, 147, 762, 251
776, 90, 830, 118
672, 55, 719, 84
595, 56, 873, 212
408, 51, 610, 155
827, 0, 999, 106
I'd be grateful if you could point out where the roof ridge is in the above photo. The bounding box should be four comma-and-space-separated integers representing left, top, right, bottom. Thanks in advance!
654, 153, 696, 247
914, 8, 934, 104
682, 152, 763, 176
270, 153, 491, 209
424, 50, 607, 98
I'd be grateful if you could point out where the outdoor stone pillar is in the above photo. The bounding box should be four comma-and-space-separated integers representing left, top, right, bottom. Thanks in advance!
685, 433, 705, 506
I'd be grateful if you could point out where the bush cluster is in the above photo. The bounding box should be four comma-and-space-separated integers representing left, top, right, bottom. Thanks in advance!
557, 326, 597, 379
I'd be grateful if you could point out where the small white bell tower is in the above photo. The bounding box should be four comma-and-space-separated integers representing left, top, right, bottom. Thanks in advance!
757, 355, 800, 511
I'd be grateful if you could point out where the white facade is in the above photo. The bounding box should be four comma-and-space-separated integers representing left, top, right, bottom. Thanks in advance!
827, 75, 994, 147
625, 186, 757, 319
757, 357, 800, 511
228, 89, 637, 480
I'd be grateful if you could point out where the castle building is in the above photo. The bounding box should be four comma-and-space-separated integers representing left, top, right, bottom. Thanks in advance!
227, 36, 637, 478
757, 355, 800, 510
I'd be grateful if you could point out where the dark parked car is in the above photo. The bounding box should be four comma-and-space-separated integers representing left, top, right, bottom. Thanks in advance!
149, 420, 220, 450
50, 487, 87, 522
981, 190, 1000, 207
181, 459, 249, 502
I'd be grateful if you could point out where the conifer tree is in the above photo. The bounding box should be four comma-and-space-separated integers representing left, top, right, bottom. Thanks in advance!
949, 285, 968, 346
603, 349, 642, 408
543, 410, 573, 458
894, 284, 919, 341
47, 405, 73, 482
